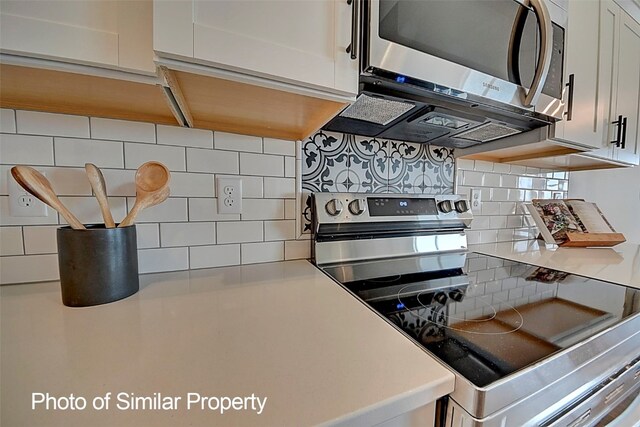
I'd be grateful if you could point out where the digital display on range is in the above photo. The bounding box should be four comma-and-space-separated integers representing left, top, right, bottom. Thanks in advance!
367, 197, 438, 216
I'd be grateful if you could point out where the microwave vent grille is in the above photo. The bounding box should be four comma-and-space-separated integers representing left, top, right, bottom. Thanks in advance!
455, 123, 521, 143
339, 94, 415, 126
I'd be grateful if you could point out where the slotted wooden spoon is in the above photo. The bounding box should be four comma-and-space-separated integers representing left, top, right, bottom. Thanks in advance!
11, 166, 85, 229
118, 161, 170, 227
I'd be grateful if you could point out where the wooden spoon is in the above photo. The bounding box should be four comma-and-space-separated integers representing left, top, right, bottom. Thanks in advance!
118, 161, 171, 227
11, 166, 85, 230
85, 163, 115, 228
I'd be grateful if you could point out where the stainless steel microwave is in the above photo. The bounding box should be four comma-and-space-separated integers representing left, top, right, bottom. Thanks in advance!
363, 0, 567, 119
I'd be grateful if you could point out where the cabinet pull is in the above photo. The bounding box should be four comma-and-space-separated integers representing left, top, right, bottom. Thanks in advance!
611, 115, 623, 147
621, 117, 627, 149
564, 74, 574, 121
346, 0, 359, 60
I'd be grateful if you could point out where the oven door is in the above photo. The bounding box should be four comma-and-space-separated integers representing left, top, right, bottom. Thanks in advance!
366, 0, 566, 119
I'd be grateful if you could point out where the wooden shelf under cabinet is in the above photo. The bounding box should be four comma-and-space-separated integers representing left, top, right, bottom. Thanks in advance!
0, 64, 177, 125
166, 69, 348, 141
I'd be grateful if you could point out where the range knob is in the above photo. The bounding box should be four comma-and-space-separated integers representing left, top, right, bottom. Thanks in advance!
325, 199, 344, 216
437, 200, 453, 214
455, 200, 470, 213
348, 199, 367, 215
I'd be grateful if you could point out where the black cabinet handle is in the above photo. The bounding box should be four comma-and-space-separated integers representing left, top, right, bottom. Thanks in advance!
611, 115, 623, 147
346, 0, 358, 60
621, 116, 627, 149
564, 74, 574, 121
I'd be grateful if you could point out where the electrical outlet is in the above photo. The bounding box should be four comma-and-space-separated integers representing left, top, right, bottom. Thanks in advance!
217, 177, 242, 214
469, 188, 482, 213
8, 170, 48, 217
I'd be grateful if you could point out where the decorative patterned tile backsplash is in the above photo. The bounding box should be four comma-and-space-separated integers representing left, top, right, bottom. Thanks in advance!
300, 130, 455, 232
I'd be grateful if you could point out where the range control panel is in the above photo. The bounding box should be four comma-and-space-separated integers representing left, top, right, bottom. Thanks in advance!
313, 192, 473, 228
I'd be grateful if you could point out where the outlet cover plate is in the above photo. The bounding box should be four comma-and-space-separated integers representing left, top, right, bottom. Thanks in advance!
8, 170, 48, 217
217, 177, 242, 214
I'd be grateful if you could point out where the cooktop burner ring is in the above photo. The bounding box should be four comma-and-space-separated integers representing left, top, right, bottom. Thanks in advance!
397, 285, 525, 335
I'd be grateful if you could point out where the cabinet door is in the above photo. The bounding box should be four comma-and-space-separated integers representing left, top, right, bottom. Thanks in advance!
597, 0, 622, 159
154, 0, 358, 97
558, 0, 603, 149
0, 0, 154, 74
612, 11, 640, 165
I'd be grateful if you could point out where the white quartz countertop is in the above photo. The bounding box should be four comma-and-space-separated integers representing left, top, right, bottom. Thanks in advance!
0, 260, 454, 427
470, 241, 640, 288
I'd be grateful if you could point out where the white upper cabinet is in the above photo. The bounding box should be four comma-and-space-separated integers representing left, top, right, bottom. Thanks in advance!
558, 0, 603, 150
611, 10, 640, 164
558, 0, 639, 165
0, 0, 155, 74
153, 0, 359, 98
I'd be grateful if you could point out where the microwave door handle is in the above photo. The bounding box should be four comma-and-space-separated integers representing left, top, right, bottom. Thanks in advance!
521, 0, 553, 107
507, 3, 527, 86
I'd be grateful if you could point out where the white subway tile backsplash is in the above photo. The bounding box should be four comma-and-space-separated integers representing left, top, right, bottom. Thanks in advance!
510, 165, 527, 175
241, 241, 284, 264
157, 125, 213, 148
501, 175, 518, 188
124, 142, 185, 171
187, 148, 239, 174
492, 163, 511, 174
264, 138, 295, 156
285, 240, 310, 260
499, 202, 517, 215
214, 132, 262, 153
0, 109, 16, 133
240, 176, 263, 198
136, 223, 160, 249
508, 189, 525, 202
532, 178, 546, 190
58, 197, 127, 225
23, 226, 57, 254
217, 221, 263, 244
284, 156, 296, 178
90, 118, 156, 143
284, 200, 296, 220
0, 134, 54, 165
0, 254, 59, 284
0, 227, 23, 256
0, 109, 355, 281
456, 159, 474, 170
481, 201, 501, 216
160, 222, 216, 247
525, 167, 541, 176
491, 188, 509, 202
264, 220, 296, 241
43, 167, 92, 196
188, 198, 240, 222
126, 197, 188, 223
463, 171, 484, 186
483, 173, 501, 187
0, 196, 58, 226
240, 153, 283, 177
474, 160, 494, 172
101, 169, 137, 196
264, 177, 295, 199
138, 247, 189, 274
16, 111, 89, 138
490, 216, 507, 229
170, 172, 215, 197
190, 244, 240, 269
55, 138, 123, 168
242, 199, 284, 220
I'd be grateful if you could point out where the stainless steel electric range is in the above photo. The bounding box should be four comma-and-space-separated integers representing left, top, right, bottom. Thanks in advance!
311, 192, 640, 427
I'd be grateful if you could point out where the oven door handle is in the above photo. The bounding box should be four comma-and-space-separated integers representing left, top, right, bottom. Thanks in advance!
520, 0, 553, 107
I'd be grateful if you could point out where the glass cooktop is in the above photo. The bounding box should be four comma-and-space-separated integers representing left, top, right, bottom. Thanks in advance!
339, 252, 640, 387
